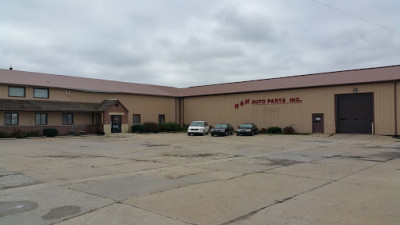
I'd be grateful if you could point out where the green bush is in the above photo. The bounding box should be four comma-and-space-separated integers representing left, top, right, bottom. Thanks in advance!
266, 127, 282, 134
43, 128, 59, 137
283, 126, 295, 134
27, 130, 41, 137
143, 122, 160, 133
0, 131, 11, 138
11, 129, 27, 138
160, 122, 180, 132
181, 124, 189, 132
131, 124, 146, 133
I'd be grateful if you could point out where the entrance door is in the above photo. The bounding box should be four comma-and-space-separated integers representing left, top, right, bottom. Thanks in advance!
312, 113, 324, 133
111, 115, 122, 133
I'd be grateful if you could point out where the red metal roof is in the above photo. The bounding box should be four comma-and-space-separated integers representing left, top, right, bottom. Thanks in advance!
1, 65, 400, 97
181, 65, 400, 96
0, 70, 180, 97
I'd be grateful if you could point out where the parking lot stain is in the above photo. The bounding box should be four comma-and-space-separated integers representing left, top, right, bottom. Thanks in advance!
0, 201, 38, 217
42, 205, 81, 220
330, 151, 400, 162
267, 159, 303, 166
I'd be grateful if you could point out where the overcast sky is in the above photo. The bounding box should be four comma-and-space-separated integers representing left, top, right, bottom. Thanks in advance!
1, 0, 399, 87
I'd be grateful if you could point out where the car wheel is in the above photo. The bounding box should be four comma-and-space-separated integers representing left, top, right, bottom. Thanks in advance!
211, 133, 214, 136
230, 131, 233, 135
188, 133, 190, 136
250, 131, 254, 136
237, 133, 239, 136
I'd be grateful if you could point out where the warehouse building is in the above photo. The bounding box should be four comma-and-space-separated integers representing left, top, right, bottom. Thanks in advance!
1, 65, 400, 135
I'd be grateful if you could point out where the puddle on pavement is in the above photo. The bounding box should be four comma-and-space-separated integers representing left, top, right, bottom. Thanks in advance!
144, 143, 170, 147
0, 201, 38, 217
42, 205, 81, 220
35, 154, 99, 159
267, 159, 303, 166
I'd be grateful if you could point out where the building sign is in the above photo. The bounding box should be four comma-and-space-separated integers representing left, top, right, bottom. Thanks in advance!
234, 97, 302, 109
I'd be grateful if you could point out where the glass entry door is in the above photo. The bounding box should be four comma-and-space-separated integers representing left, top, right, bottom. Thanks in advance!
111, 115, 122, 133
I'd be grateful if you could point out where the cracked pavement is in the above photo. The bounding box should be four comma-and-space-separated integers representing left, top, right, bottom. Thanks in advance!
0, 133, 399, 225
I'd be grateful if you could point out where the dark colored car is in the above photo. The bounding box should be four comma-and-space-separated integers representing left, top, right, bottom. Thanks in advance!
210, 123, 234, 136
237, 123, 258, 136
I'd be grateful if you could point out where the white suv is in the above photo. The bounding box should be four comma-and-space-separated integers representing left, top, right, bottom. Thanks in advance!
187, 121, 210, 136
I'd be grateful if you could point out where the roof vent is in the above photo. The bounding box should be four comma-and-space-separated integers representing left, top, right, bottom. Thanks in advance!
9, 66, 13, 70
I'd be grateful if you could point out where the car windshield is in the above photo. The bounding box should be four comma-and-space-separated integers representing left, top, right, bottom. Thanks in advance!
239, 123, 253, 129
190, 121, 204, 126
214, 124, 227, 128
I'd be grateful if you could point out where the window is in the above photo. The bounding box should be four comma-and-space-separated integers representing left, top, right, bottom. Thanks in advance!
158, 114, 165, 123
5, 113, 18, 125
62, 113, 73, 125
8, 86, 25, 97
34, 88, 49, 98
133, 114, 141, 124
35, 113, 47, 125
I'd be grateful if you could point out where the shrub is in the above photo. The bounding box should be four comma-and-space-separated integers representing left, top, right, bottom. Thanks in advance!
283, 126, 295, 134
27, 130, 41, 137
0, 131, 11, 138
159, 122, 180, 132
132, 124, 146, 133
266, 127, 282, 134
43, 128, 59, 137
11, 129, 27, 138
259, 128, 268, 134
181, 124, 189, 132
143, 122, 160, 133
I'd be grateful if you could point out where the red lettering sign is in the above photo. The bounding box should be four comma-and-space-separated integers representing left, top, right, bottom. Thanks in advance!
234, 97, 301, 109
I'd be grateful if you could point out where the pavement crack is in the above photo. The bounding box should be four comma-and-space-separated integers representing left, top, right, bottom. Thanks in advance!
220, 162, 379, 225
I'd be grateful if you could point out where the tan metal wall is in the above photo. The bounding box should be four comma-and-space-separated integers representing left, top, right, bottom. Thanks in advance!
184, 82, 396, 135
396, 82, 400, 136
0, 84, 177, 127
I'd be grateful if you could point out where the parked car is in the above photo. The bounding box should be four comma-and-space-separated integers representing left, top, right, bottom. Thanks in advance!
187, 121, 210, 136
210, 123, 234, 136
237, 123, 258, 136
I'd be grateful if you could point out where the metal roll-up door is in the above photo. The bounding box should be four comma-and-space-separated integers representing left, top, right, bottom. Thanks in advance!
336, 93, 373, 134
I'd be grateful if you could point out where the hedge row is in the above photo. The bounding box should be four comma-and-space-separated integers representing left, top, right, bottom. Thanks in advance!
132, 122, 182, 133
0, 128, 59, 138
259, 126, 295, 134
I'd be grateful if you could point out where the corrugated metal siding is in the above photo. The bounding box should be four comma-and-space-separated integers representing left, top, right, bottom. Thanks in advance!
184, 83, 395, 135
396, 82, 400, 135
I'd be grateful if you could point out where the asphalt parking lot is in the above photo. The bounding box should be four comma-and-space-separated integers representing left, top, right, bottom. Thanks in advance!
0, 133, 399, 225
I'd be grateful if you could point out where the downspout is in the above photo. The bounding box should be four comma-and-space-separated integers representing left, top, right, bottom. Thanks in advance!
395, 82, 398, 136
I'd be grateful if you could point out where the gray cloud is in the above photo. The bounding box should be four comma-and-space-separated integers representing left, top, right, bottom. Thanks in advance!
0, 0, 399, 87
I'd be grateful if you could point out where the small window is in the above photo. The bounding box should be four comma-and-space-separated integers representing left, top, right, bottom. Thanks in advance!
34, 88, 49, 98
158, 114, 165, 123
9, 86, 25, 97
5, 113, 18, 125
133, 114, 141, 124
62, 113, 73, 125
35, 113, 48, 125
